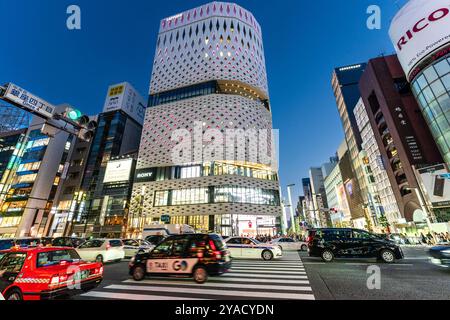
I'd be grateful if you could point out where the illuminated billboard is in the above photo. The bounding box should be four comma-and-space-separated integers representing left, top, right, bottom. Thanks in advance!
103, 158, 133, 183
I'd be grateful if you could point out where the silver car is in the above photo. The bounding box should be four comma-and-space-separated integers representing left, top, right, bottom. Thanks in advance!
122, 239, 154, 258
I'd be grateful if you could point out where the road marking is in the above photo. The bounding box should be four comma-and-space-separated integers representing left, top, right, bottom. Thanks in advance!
82, 291, 209, 300
232, 262, 304, 266
122, 279, 312, 292
231, 266, 305, 271
104, 284, 315, 300
226, 269, 306, 275
222, 273, 308, 279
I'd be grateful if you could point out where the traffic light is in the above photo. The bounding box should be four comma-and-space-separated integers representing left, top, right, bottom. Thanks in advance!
63, 107, 98, 142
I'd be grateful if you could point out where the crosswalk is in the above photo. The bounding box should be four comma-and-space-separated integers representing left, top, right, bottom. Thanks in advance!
81, 251, 315, 300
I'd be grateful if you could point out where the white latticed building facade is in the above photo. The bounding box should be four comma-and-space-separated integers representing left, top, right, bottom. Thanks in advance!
130, 2, 281, 236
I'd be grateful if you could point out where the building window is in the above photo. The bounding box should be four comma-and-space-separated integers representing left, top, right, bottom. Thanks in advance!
180, 165, 201, 179
172, 188, 208, 205
154, 190, 169, 207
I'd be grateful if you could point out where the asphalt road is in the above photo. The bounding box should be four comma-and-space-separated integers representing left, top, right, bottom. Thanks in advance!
77, 251, 314, 300
75, 246, 450, 300
302, 245, 450, 300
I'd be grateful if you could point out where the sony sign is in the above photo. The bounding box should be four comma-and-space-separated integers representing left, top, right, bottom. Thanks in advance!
389, 0, 450, 80
134, 168, 156, 183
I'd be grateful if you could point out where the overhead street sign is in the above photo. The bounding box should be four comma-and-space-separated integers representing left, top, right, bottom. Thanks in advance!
2, 83, 55, 119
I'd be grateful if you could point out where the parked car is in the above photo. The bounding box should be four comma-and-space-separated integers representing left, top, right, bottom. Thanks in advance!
307, 228, 404, 263
14, 238, 41, 248
224, 237, 283, 260
428, 245, 450, 268
52, 237, 85, 248
122, 239, 154, 258
0, 246, 102, 300
271, 237, 308, 251
129, 233, 231, 284
76, 239, 125, 263
40, 237, 53, 247
0, 239, 16, 251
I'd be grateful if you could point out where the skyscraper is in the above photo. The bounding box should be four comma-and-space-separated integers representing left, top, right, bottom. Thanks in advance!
72, 82, 146, 238
331, 63, 370, 224
131, 2, 281, 236
359, 54, 443, 226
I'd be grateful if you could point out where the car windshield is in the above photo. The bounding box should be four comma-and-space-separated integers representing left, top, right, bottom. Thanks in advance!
0, 252, 26, 273
16, 239, 40, 247
37, 249, 81, 267
79, 240, 104, 248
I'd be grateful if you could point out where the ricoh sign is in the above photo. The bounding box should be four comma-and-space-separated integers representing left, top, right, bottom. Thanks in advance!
389, 0, 450, 80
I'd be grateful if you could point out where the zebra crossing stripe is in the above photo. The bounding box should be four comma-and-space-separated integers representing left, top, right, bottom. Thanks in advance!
222, 273, 308, 279
82, 291, 209, 300
103, 284, 315, 300
232, 263, 304, 267
122, 279, 312, 292
231, 267, 305, 271
226, 269, 306, 275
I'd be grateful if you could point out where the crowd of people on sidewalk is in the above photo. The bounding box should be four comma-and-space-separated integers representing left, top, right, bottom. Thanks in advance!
419, 231, 450, 245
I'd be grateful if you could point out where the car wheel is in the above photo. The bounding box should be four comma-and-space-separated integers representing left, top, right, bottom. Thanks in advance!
95, 255, 104, 263
301, 244, 307, 252
262, 250, 274, 261
321, 249, 334, 262
5, 288, 23, 301
132, 265, 146, 281
380, 249, 395, 263
193, 266, 208, 284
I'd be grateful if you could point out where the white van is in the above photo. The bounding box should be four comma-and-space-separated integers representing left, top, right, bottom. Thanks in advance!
142, 224, 195, 239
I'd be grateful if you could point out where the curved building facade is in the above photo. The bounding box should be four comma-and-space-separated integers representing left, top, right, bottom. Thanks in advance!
130, 2, 281, 236
390, 0, 450, 164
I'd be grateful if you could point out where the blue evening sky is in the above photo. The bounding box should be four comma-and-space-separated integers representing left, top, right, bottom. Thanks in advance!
0, 0, 407, 201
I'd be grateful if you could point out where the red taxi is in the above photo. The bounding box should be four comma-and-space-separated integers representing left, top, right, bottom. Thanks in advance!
0, 246, 103, 300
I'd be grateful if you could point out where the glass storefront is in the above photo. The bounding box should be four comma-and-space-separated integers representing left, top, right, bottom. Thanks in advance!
169, 214, 280, 236
153, 186, 280, 207
412, 55, 450, 164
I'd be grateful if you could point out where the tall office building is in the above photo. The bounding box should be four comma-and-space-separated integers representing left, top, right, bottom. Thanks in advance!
332, 63, 371, 224
390, 0, 450, 164
0, 106, 79, 238
354, 98, 401, 229
72, 82, 146, 238
359, 55, 443, 227
131, 2, 281, 236
48, 118, 97, 237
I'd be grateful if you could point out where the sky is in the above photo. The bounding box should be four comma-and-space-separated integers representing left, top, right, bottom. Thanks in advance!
0, 0, 407, 202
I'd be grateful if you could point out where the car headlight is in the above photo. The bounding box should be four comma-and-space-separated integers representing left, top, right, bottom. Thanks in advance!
442, 249, 450, 255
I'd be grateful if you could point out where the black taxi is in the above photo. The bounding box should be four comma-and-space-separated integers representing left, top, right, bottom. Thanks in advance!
128, 233, 231, 284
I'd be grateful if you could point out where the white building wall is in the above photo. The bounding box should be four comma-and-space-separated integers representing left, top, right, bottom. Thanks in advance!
354, 98, 401, 226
